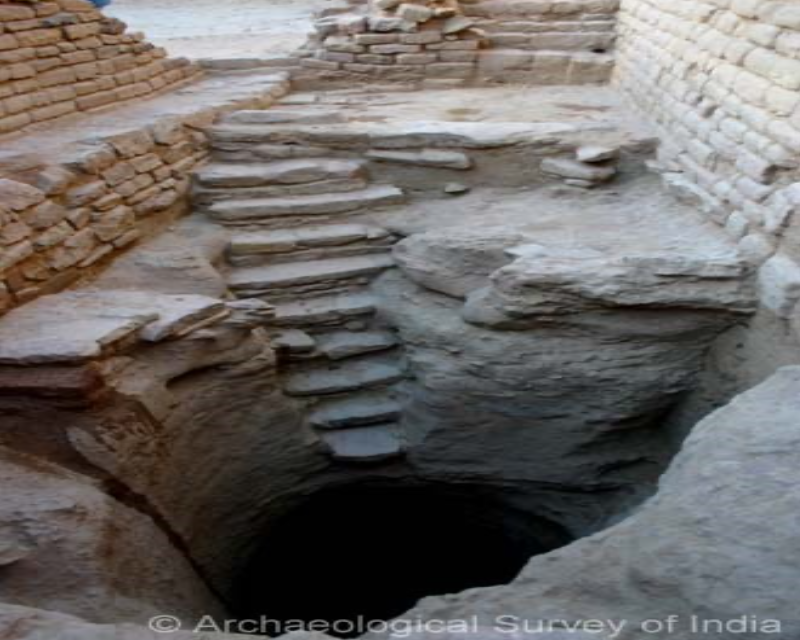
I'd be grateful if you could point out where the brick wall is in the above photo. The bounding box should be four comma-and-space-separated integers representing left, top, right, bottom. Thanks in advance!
616, 0, 800, 319
464, 0, 617, 84
0, 0, 200, 136
300, 0, 616, 86
615, 0, 800, 400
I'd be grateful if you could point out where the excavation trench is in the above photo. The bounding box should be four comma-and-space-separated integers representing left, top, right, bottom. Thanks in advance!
230, 481, 571, 636
0, 85, 756, 634
173, 86, 755, 633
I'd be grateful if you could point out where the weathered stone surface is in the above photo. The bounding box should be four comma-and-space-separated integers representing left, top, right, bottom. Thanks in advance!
228, 254, 395, 292
366, 148, 473, 169
540, 157, 616, 183
310, 391, 401, 429
230, 224, 391, 257
394, 229, 527, 298
0, 291, 228, 364
209, 185, 405, 222
320, 423, 405, 462
271, 329, 317, 353
400, 367, 800, 640
273, 292, 378, 327
576, 145, 619, 163
0, 448, 222, 625
196, 159, 366, 189
461, 243, 754, 328
284, 360, 404, 396
0, 604, 329, 639
316, 329, 398, 360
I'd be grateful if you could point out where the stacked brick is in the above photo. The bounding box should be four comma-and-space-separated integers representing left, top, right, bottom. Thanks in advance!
0, 124, 205, 311
301, 0, 618, 86
463, 0, 618, 84
0, 72, 291, 314
615, 0, 800, 322
0, 0, 200, 136
302, 0, 487, 86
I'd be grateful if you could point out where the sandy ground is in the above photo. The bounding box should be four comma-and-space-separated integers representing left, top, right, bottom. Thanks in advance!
107, 0, 335, 60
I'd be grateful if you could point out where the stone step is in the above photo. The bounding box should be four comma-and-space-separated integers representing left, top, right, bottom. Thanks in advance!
310, 392, 402, 430
272, 292, 378, 328
228, 254, 395, 294
316, 330, 398, 360
195, 159, 365, 189
320, 424, 405, 463
284, 360, 405, 397
207, 185, 405, 223
229, 224, 392, 258
194, 178, 369, 205
223, 109, 347, 125
271, 329, 316, 355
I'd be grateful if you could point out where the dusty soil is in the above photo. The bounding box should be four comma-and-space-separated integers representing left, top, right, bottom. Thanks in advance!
107, 0, 334, 60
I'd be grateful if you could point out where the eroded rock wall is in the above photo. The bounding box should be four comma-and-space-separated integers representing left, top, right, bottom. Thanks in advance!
0, 447, 222, 625
395, 366, 800, 640
377, 227, 754, 532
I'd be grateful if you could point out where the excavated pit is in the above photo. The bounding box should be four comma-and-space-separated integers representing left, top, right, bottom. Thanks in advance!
231, 482, 571, 636
0, 83, 758, 636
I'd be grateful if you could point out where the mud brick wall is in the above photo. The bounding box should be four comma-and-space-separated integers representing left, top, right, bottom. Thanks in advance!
0, 0, 200, 136
615, 0, 800, 322
0, 73, 291, 315
302, 0, 487, 87
0, 124, 205, 311
302, 0, 617, 86
463, 0, 617, 83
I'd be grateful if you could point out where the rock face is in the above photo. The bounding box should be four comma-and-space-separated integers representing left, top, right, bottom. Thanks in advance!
0, 448, 222, 625
400, 367, 800, 640
379, 229, 755, 530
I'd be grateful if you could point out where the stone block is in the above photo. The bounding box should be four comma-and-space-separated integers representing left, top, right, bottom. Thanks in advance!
758, 253, 800, 318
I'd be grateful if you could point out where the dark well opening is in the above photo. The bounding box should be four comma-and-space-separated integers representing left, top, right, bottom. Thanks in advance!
231, 482, 571, 636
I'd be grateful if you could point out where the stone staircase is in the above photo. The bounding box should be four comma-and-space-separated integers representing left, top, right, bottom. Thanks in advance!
195, 110, 409, 464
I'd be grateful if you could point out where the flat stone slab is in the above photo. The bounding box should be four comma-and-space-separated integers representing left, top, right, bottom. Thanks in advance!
273, 292, 378, 327
316, 330, 398, 360
366, 149, 473, 170
209, 185, 405, 222
196, 159, 365, 188
0, 291, 228, 365
229, 224, 391, 256
211, 120, 584, 150
228, 254, 395, 291
310, 391, 402, 429
223, 109, 347, 125
320, 423, 405, 462
284, 361, 404, 396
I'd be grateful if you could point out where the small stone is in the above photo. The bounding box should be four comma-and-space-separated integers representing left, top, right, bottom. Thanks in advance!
442, 16, 476, 35
444, 182, 470, 195
396, 3, 434, 23
576, 145, 619, 163
272, 329, 316, 354
541, 157, 617, 184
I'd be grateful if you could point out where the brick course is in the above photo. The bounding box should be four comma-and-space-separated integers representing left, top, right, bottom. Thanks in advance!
0, 0, 201, 136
